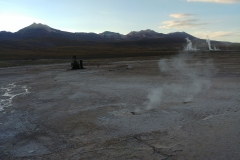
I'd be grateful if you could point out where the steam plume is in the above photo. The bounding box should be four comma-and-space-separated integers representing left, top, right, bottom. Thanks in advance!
184, 37, 198, 51
206, 36, 213, 50
145, 52, 215, 111
206, 36, 220, 51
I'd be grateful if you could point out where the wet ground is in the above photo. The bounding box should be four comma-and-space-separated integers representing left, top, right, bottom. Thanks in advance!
0, 51, 240, 159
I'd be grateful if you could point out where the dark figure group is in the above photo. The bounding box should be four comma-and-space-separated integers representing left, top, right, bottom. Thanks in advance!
71, 55, 84, 70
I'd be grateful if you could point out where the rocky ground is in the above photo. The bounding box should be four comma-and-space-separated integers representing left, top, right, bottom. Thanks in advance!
0, 51, 240, 160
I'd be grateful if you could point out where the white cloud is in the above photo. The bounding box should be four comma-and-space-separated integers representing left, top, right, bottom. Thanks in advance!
160, 19, 208, 29
187, 0, 240, 4
211, 31, 237, 37
192, 30, 240, 42
170, 13, 196, 19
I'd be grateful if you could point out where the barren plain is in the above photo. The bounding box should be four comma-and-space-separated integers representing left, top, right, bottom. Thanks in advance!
0, 51, 240, 160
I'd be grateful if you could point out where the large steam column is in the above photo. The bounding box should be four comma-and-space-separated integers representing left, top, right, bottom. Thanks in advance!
206, 37, 213, 50
184, 37, 197, 51
185, 38, 192, 50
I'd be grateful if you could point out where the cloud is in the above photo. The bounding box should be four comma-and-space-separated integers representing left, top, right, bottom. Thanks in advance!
191, 30, 240, 42
210, 31, 235, 37
160, 13, 208, 29
170, 13, 196, 19
160, 19, 208, 29
193, 31, 239, 39
187, 0, 240, 4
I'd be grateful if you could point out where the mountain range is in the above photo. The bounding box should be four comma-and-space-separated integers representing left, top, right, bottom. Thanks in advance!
0, 23, 196, 42
1, 23, 237, 61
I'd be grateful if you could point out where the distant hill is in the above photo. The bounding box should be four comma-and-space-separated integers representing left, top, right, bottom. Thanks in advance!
0, 23, 198, 42
99, 31, 124, 40
125, 29, 165, 40
1, 23, 237, 61
0, 23, 107, 41
0, 23, 208, 53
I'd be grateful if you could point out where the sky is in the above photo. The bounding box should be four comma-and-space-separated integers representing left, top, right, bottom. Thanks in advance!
0, 0, 240, 42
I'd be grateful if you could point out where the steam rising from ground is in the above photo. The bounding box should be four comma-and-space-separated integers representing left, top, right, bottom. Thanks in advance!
144, 52, 215, 111
184, 37, 198, 51
206, 36, 220, 51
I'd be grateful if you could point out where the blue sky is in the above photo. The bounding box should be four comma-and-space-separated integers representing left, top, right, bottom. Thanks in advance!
0, 0, 240, 42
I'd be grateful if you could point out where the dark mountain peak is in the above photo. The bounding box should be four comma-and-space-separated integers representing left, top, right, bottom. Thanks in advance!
128, 29, 160, 35
126, 29, 165, 40
140, 29, 157, 33
166, 31, 196, 39
99, 31, 123, 39
17, 22, 56, 34
0, 31, 14, 40
0, 31, 12, 33
28, 22, 50, 29
100, 31, 118, 34
168, 31, 187, 35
